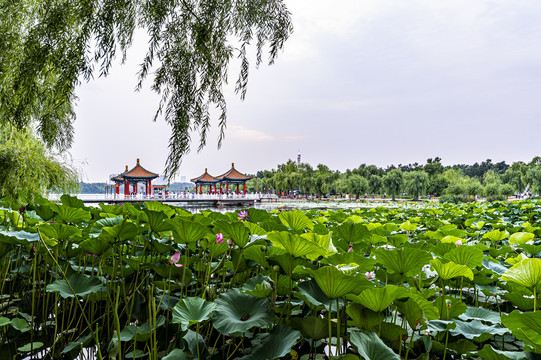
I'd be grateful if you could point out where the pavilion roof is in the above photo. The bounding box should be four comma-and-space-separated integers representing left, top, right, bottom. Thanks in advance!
122, 159, 159, 180
216, 163, 252, 182
191, 169, 219, 184
110, 175, 124, 183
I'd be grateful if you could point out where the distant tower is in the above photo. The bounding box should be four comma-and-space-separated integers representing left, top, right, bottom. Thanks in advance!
297, 150, 301, 166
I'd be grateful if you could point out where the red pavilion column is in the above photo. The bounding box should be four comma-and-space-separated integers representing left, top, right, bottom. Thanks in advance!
227, 182, 229, 193
200, 184, 202, 194
116, 184, 119, 195
125, 180, 130, 196
220, 184, 223, 194
214, 184, 217, 194
148, 180, 152, 196
195, 184, 198, 194
243, 183, 246, 195
236, 184, 239, 195
133, 183, 137, 194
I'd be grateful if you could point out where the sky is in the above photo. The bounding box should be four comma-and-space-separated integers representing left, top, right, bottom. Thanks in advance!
71, 0, 541, 182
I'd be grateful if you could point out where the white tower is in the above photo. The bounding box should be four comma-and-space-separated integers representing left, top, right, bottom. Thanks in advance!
297, 150, 301, 166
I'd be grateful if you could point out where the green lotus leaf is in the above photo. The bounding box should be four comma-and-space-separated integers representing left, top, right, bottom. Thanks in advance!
238, 325, 301, 360
162, 349, 191, 360
349, 331, 400, 360
473, 344, 535, 360
144, 201, 176, 218
0, 230, 39, 243
293, 265, 371, 299
100, 220, 139, 241
242, 245, 269, 268
244, 222, 267, 236
240, 275, 273, 298
117, 316, 166, 343
501, 258, 541, 290
290, 316, 328, 340
295, 278, 332, 310
346, 303, 380, 331
169, 218, 209, 244
483, 259, 508, 275
374, 247, 432, 277
443, 245, 484, 268
172, 297, 216, 331
440, 235, 463, 244
90, 216, 123, 235
408, 293, 440, 320
39, 223, 81, 240
435, 296, 467, 320
214, 221, 251, 248
0, 317, 11, 326
213, 289, 273, 337
520, 244, 541, 256
51, 204, 91, 224
449, 319, 508, 342
301, 232, 338, 257
144, 209, 172, 233
395, 295, 440, 329
503, 293, 534, 311
427, 319, 457, 333
501, 310, 541, 352
17, 342, 44, 352
60, 194, 85, 208
323, 252, 375, 273
509, 232, 535, 245
279, 210, 314, 232
469, 221, 485, 230
334, 222, 371, 244
268, 231, 327, 260
80, 237, 113, 256
458, 307, 501, 324
348, 285, 410, 313
125, 350, 148, 359
483, 229, 510, 242
182, 329, 208, 358
247, 208, 271, 223
400, 220, 418, 232
46, 274, 105, 298
61, 333, 93, 354
11, 318, 30, 332
34, 204, 55, 221
430, 259, 474, 280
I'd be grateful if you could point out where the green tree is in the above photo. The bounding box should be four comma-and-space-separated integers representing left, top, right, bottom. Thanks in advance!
0, 125, 78, 202
427, 174, 449, 196
368, 174, 382, 196
523, 167, 541, 195
347, 174, 369, 199
382, 169, 403, 201
465, 178, 483, 197
1, 0, 293, 176
424, 157, 444, 177
404, 171, 429, 200
499, 183, 515, 198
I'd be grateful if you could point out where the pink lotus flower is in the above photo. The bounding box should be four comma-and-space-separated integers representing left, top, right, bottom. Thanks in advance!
366, 272, 374, 280
237, 210, 249, 221
216, 233, 224, 244
169, 252, 183, 267
455, 239, 462, 246
348, 245, 353, 252
227, 239, 235, 248
87, 253, 98, 258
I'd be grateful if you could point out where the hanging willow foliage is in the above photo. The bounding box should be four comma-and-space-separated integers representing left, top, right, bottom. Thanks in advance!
0, 0, 293, 176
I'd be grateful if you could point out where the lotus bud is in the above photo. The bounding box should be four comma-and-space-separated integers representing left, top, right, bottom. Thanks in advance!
273, 265, 281, 272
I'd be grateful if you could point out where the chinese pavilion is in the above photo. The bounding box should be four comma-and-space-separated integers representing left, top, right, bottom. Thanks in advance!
191, 169, 220, 194
216, 163, 252, 195
110, 159, 159, 196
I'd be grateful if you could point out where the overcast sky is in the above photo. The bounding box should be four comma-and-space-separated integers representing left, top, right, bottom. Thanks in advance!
71, 0, 541, 182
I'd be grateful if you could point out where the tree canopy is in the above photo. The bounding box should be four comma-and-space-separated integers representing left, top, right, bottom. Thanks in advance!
0, 0, 293, 176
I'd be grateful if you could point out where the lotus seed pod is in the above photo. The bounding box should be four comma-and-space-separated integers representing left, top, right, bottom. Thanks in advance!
273, 265, 281, 272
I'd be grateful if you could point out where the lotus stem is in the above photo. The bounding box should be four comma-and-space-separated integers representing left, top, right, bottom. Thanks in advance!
336, 298, 340, 355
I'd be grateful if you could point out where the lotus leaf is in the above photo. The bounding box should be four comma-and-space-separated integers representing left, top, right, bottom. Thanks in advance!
125, 350, 148, 359
241, 275, 274, 298
501, 258, 541, 291
162, 349, 191, 360
100, 220, 139, 241
334, 222, 371, 244
430, 259, 474, 280
247, 208, 271, 223
473, 344, 535, 360
349, 331, 400, 360
46, 274, 105, 298
301, 232, 337, 257
346, 303, 380, 331
458, 307, 501, 324
172, 297, 216, 331
61, 333, 93, 354
268, 231, 328, 260
244, 221, 267, 236
348, 285, 410, 312
483, 259, 509, 275
435, 296, 467, 320
117, 316, 166, 342
399, 220, 418, 232
17, 342, 44, 352
60, 194, 85, 208
294, 265, 371, 299
279, 210, 314, 232
509, 232, 535, 245
144, 209, 172, 232
374, 247, 432, 277
51, 204, 91, 224
483, 229, 510, 242
80, 237, 113, 256
0, 230, 39, 243
11, 318, 30, 332
449, 319, 508, 342
443, 245, 484, 268
213, 289, 273, 337
144, 201, 176, 218
501, 310, 541, 352
295, 278, 332, 309
290, 316, 328, 340
169, 219, 209, 244
238, 325, 301, 360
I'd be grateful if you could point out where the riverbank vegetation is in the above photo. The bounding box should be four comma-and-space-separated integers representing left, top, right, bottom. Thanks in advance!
0, 196, 540, 358
246, 157, 541, 201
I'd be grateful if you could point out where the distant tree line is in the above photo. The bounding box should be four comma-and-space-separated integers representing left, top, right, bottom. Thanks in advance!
245, 157, 541, 201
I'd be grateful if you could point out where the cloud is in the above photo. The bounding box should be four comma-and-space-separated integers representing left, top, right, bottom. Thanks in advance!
227, 125, 274, 142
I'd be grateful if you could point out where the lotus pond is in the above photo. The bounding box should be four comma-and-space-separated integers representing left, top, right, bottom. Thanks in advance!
0, 196, 541, 359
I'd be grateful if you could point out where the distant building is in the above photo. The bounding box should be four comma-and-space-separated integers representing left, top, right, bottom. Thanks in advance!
297, 150, 301, 166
